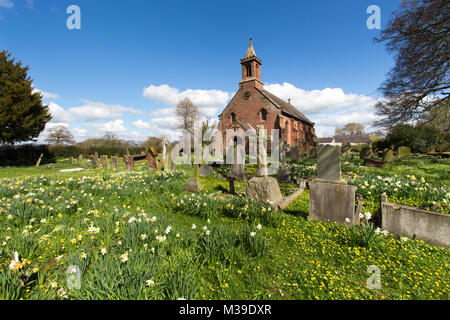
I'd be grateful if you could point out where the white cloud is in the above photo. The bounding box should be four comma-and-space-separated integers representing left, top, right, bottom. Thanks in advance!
143, 84, 231, 117
264, 82, 376, 114
48, 102, 75, 123
0, 0, 13, 8
133, 120, 151, 129
263, 82, 381, 137
68, 100, 143, 121
33, 88, 59, 100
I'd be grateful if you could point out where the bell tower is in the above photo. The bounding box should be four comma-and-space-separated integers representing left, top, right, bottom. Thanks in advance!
240, 38, 263, 89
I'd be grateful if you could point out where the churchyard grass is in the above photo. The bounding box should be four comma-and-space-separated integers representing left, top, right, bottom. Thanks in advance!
0, 157, 449, 300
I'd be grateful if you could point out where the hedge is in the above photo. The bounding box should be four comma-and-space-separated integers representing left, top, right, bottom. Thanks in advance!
0, 144, 56, 167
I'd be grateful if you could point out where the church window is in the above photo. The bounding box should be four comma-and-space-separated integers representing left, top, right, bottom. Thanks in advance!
261, 109, 267, 121
231, 113, 236, 122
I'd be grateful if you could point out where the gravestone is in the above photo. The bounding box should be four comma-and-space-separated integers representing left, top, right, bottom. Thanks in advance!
341, 143, 351, 161
90, 155, 100, 169
359, 147, 374, 159
111, 156, 119, 170
69, 156, 74, 165
277, 142, 291, 183
286, 145, 300, 162
162, 137, 168, 163
227, 175, 236, 195
256, 126, 269, 177
146, 147, 158, 171
124, 155, 134, 171
382, 149, 394, 162
309, 180, 359, 225
165, 143, 176, 172
35, 153, 44, 168
364, 158, 384, 168
246, 177, 283, 206
317, 145, 341, 181
78, 154, 83, 160
101, 155, 109, 169
398, 146, 411, 157
199, 165, 213, 177
228, 144, 245, 181
185, 164, 203, 192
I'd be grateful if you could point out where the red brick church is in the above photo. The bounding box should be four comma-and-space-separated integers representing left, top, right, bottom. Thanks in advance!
218, 39, 318, 150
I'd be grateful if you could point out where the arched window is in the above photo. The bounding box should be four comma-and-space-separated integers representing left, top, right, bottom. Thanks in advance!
231, 113, 236, 122
246, 64, 252, 77
261, 109, 267, 121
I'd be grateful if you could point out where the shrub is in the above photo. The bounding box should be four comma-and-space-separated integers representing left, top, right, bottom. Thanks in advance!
0, 144, 56, 167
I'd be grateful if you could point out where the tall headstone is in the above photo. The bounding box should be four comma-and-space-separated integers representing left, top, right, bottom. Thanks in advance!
35, 153, 44, 168
286, 145, 300, 162
256, 125, 268, 177
382, 149, 394, 162
185, 164, 203, 192
146, 147, 158, 171
101, 155, 109, 169
162, 136, 168, 163
111, 156, 119, 170
341, 143, 351, 161
398, 146, 411, 157
90, 155, 100, 169
277, 141, 291, 183
317, 145, 341, 181
124, 155, 134, 171
69, 156, 74, 165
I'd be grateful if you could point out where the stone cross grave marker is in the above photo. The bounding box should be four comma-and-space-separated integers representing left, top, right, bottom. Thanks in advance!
317, 145, 341, 181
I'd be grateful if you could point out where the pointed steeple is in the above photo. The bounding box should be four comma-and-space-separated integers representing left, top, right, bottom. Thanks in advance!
241, 38, 261, 63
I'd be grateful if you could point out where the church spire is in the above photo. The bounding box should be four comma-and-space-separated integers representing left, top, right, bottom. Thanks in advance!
240, 38, 262, 88
243, 37, 257, 60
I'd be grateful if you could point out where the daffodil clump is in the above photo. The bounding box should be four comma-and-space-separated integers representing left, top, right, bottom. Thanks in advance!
349, 174, 449, 214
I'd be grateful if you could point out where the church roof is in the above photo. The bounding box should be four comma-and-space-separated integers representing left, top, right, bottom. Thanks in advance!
256, 88, 314, 125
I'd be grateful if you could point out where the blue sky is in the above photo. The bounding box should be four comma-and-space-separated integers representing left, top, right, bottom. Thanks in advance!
0, 0, 402, 140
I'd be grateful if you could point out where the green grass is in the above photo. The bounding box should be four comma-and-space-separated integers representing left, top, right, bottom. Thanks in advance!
0, 157, 449, 300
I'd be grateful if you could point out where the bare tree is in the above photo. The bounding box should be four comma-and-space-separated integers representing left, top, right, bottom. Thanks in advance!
176, 97, 199, 136
45, 126, 75, 145
374, 0, 449, 129
335, 123, 365, 135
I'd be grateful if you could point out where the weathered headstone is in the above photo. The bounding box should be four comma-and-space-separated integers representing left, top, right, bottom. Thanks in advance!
317, 145, 341, 181
246, 176, 283, 206
364, 158, 384, 168
382, 149, 394, 162
199, 165, 213, 177
309, 180, 359, 225
78, 154, 83, 160
256, 126, 269, 177
124, 155, 134, 171
111, 156, 119, 170
101, 155, 109, 169
185, 164, 203, 192
35, 153, 44, 168
286, 145, 300, 162
398, 146, 411, 157
146, 147, 158, 171
90, 155, 100, 169
341, 143, 351, 161
359, 147, 374, 159
69, 156, 74, 165
277, 142, 291, 183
